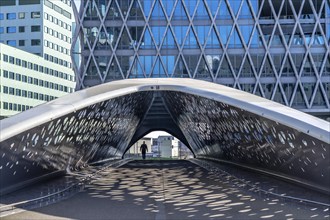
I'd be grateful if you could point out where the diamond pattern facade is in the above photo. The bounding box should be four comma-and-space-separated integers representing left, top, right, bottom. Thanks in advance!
72, 0, 330, 117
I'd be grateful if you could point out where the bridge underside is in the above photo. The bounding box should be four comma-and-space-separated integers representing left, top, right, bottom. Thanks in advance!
0, 79, 329, 194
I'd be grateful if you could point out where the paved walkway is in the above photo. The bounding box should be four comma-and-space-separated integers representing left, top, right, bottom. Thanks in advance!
3, 160, 329, 220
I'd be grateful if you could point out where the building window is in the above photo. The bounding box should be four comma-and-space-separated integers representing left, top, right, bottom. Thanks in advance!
7, 26, 16, 33
19, 26, 25, 33
31, 25, 40, 32
9, 72, 14, 79
22, 60, 27, 67
44, 0, 53, 8
3, 86, 9, 94
18, 12, 25, 19
6, 13, 16, 20
31, 39, 41, 46
31, 11, 40, 18
15, 58, 21, 66
0, 13, 4, 20
16, 74, 21, 81
16, 89, 21, 96
0, 27, 4, 34
3, 70, 8, 78
3, 54, 8, 62
54, 5, 61, 14
19, 0, 41, 5
63, 10, 71, 19
19, 40, 25, 46
7, 40, 16, 46
3, 102, 8, 110
9, 87, 14, 95
9, 56, 14, 64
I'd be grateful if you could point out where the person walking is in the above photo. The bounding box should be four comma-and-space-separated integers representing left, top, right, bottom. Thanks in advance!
140, 141, 148, 160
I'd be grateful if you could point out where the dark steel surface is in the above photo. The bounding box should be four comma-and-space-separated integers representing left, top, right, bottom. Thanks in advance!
0, 92, 152, 192
0, 89, 329, 195
163, 91, 330, 191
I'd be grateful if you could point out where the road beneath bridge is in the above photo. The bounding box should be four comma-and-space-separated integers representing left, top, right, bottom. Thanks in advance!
3, 160, 329, 220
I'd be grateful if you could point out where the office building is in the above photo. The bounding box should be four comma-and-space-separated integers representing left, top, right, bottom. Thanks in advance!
0, 0, 75, 117
0, 44, 76, 118
72, 0, 330, 118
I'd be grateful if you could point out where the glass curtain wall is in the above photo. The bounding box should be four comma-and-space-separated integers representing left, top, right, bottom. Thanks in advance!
75, 0, 330, 117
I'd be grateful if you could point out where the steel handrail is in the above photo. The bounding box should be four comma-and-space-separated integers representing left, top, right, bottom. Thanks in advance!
190, 158, 330, 208
0, 182, 82, 212
0, 158, 132, 214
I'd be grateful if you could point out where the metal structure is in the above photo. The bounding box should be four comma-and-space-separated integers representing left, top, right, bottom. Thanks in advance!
0, 79, 329, 195
72, 0, 330, 117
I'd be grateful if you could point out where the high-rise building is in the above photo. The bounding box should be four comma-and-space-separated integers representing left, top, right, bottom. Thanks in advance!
0, 0, 73, 68
0, 0, 76, 118
0, 44, 76, 118
72, 0, 330, 118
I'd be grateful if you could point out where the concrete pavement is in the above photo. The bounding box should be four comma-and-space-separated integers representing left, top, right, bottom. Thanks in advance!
3, 160, 329, 220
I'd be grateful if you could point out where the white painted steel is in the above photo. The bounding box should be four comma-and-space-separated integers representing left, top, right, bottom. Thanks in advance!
1, 78, 329, 144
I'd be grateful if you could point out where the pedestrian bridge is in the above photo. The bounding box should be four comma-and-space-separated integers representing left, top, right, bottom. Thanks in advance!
0, 79, 329, 195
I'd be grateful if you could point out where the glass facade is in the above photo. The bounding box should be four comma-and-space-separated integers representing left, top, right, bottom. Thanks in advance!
73, 0, 330, 116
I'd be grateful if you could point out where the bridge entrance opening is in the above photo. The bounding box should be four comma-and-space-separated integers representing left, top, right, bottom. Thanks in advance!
124, 131, 194, 160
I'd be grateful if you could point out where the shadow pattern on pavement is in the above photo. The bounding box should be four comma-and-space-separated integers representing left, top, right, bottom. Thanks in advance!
3, 160, 330, 220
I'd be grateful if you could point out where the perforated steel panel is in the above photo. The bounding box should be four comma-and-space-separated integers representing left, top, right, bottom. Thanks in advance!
0, 79, 328, 194
0, 92, 152, 189
163, 91, 329, 190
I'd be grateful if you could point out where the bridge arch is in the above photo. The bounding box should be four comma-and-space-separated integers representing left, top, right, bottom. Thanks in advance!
0, 79, 329, 194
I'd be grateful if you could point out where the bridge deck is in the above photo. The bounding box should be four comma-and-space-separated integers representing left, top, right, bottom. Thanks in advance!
3, 160, 329, 220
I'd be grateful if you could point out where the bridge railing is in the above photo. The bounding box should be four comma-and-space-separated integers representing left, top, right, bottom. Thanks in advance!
0, 158, 132, 217
0, 182, 83, 217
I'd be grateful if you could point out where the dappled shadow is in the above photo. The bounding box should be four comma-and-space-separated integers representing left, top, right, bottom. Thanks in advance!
4, 160, 329, 220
